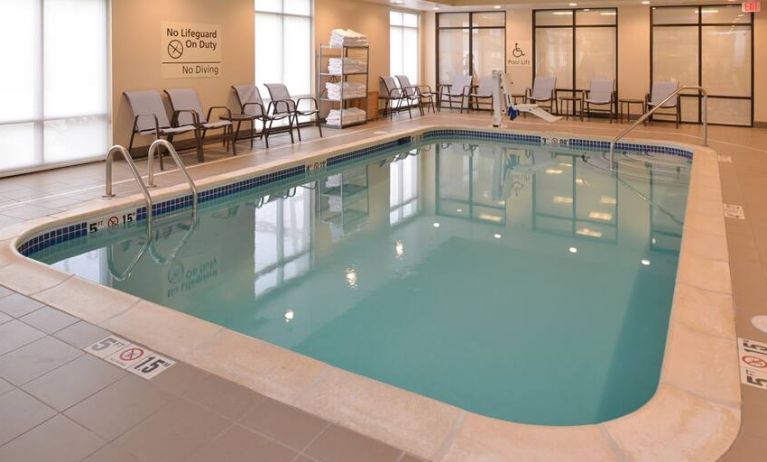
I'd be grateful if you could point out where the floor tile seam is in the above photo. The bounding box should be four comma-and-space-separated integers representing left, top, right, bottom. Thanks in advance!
66, 384, 177, 445
224, 420, 308, 458
0, 322, 47, 357
597, 424, 629, 462
1, 343, 85, 387
27, 274, 76, 298
295, 422, 332, 460
17, 305, 79, 336
674, 318, 737, 343
661, 380, 740, 411
0, 388, 60, 449
680, 280, 732, 297
431, 410, 466, 462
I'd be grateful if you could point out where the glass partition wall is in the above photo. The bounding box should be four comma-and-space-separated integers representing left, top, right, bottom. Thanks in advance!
533, 8, 618, 101
651, 5, 753, 126
436, 12, 506, 85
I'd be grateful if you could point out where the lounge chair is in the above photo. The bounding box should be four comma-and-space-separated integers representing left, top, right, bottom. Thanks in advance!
584, 79, 616, 123
231, 84, 294, 148
124, 90, 202, 170
438, 75, 473, 113
525, 76, 558, 114
469, 76, 494, 112
263, 84, 322, 141
164, 88, 236, 157
396, 75, 437, 115
379, 77, 406, 119
646, 81, 681, 127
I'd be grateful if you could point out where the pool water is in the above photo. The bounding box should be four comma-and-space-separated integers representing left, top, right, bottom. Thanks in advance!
33, 138, 691, 425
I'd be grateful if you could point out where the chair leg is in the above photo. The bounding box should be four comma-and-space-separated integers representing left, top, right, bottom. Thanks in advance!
159, 135, 166, 171
294, 113, 302, 141
230, 126, 237, 156
265, 119, 273, 148
316, 115, 323, 138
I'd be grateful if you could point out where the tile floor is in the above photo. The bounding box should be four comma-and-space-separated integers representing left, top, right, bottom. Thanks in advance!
0, 111, 765, 460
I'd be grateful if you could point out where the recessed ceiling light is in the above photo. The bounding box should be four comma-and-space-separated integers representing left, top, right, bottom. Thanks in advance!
433, 6, 440, 10
569, 2, 577, 6
641, 1, 650, 4
393, 0, 403, 4
494, 5, 501, 9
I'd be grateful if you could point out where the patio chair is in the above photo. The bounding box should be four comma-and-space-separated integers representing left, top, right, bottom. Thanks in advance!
379, 76, 407, 119
263, 83, 322, 141
525, 76, 558, 114
164, 88, 236, 158
124, 90, 202, 170
396, 75, 437, 115
468, 76, 494, 112
584, 79, 616, 123
231, 84, 294, 148
438, 75, 473, 113
392, 75, 423, 118
646, 81, 681, 128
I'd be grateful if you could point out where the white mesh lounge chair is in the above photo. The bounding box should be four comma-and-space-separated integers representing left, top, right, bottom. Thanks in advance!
231, 84, 294, 148
469, 76, 494, 112
646, 81, 681, 128
584, 79, 616, 123
164, 88, 236, 157
438, 75, 473, 113
396, 75, 437, 115
124, 90, 202, 170
525, 76, 558, 114
264, 84, 322, 141
379, 76, 407, 119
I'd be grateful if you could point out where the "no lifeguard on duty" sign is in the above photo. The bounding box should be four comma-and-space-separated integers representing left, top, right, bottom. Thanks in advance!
161, 21, 222, 79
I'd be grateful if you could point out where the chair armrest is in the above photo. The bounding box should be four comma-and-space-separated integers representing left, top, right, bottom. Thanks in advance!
242, 102, 266, 117
171, 109, 200, 127
418, 85, 434, 95
296, 97, 319, 111
271, 98, 295, 114
206, 105, 233, 122
133, 113, 162, 134
437, 84, 452, 96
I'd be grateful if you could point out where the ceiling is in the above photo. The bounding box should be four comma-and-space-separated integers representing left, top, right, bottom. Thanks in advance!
367, 0, 744, 12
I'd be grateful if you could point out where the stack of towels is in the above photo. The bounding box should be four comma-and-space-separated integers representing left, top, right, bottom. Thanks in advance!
326, 82, 367, 100
328, 58, 367, 75
326, 108, 367, 126
329, 29, 368, 47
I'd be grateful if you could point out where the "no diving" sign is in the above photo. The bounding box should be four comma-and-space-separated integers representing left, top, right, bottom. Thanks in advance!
161, 21, 222, 79
86, 335, 176, 380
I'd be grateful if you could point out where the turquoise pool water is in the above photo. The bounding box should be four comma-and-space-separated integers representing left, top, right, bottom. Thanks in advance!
32, 138, 690, 425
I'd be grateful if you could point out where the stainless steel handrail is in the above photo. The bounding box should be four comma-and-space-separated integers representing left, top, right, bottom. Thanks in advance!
609, 86, 708, 168
146, 139, 199, 212
104, 145, 153, 237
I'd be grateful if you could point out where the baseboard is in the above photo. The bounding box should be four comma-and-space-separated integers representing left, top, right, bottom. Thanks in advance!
754, 121, 767, 129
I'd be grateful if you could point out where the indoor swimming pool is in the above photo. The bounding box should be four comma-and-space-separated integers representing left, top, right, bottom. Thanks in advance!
28, 136, 691, 426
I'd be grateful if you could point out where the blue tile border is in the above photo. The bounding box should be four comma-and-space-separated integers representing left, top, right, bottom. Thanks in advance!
17, 128, 694, 257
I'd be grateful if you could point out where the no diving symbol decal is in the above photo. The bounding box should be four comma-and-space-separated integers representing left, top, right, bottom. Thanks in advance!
107, 216, 120, 228
743, 355, 767, 369
119, 347, 145, 362
168, 39, 184, 59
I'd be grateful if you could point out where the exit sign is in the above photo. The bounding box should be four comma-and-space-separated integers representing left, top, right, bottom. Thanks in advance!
742, 1, 761, 13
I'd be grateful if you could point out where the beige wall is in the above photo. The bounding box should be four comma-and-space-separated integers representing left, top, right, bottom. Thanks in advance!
754, 9, 766, 124
111, 0, 255, 147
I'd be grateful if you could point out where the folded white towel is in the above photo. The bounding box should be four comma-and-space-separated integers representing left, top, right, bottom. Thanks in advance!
328, 58, 367, 75
329, 29, 369, 48
326, 82, 367, 100
326, 108, 367, 126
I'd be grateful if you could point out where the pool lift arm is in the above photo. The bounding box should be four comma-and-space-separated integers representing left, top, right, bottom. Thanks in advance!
492, 71, 561, 127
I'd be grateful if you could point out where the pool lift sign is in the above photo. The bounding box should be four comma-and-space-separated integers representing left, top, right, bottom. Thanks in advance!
738, 337, 767, 391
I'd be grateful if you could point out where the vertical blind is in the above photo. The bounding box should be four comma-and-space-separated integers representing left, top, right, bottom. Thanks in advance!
390, 11, 419, 84
0, 0, 109, 175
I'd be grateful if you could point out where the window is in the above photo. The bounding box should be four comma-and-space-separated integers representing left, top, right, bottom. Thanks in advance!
437, 12, 505, 85
255, 0, 313, 97
0, 0, 109, 175
651, 5, 753, 126
533, 8, 617, 95
389, 151, 419, 225
390, 11, 419, 83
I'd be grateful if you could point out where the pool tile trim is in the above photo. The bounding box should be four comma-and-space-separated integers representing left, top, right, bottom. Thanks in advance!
1, 124, 737, 461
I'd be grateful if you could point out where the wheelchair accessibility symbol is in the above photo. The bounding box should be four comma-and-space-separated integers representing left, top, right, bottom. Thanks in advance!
512, 42, 525, 58
168, 40, 184, 59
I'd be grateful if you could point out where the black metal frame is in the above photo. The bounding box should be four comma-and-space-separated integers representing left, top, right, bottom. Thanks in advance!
532, 7, 619, 115
650, 4, 754, 127
435, 11, 507, 89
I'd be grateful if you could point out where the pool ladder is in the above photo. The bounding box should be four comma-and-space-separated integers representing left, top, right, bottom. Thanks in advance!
104, 140, 200, 238
608, 85, 709, 169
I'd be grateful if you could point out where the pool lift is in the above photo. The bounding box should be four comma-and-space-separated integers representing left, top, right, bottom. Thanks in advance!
491, 70, 561, 127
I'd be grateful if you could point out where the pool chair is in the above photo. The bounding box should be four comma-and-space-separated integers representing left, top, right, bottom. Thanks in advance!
468, 76, 494, 112
164, 88, 236, 158
379, 76, 406, 119
231, 84, 294, 148
646, 81, 681, 128
525, 76, 558, 114
396, 75, 437, 115
124, 90, 202, 170
584, 79, 616, 123
264, 83, 322, 141
438, 75, 473, 113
